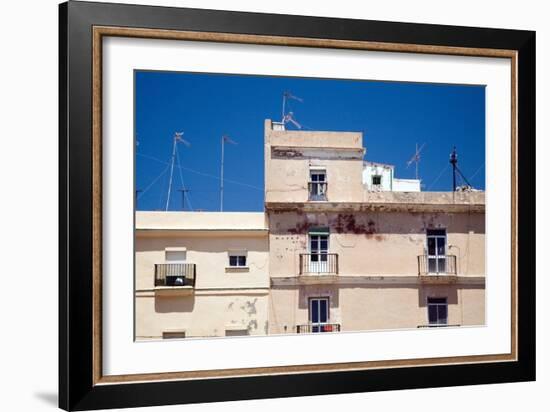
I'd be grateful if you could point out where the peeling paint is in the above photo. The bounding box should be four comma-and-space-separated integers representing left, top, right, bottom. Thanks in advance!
241, 298, 258, 315
272, 148, 304, 158
247, 319, 258, 331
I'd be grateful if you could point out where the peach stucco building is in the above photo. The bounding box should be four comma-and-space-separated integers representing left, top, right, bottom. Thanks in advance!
134, 119, 485, 340
135, 212, 270, 339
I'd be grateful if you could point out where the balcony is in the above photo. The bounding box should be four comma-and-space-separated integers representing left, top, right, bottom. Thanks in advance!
299, 253, 338, 275
417, 255, 457, 283
296, 323, 341, 333
308, 182, 327, 201
154, 263, 196, 293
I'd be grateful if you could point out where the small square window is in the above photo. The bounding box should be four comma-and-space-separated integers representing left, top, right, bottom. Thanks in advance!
162, 331, 186, 339
229, 254, 247, 267
225, 329, 249, 337
372, 175, 382, 186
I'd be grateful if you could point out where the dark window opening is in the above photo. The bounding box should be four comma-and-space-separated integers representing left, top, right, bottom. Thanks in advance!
427, 297, 448, 325
229, 255, 247, 267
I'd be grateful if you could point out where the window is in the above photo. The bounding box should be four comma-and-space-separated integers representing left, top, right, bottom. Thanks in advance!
309, 169, 327, 201
372, 175, 382, 186
309, 228, 329, 272
309, 297, 330, 333
164, 247, 189, 286
228, 251, 247, 267
162, 331, 186, 339
229, 255, 246, 267
427, 297, 448, 325
165, 248, 187, 262
427, 229, 447, 273
225, 329, 249, 337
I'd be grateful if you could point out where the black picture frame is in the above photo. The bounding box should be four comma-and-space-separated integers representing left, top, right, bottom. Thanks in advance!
59, 1, 535, 410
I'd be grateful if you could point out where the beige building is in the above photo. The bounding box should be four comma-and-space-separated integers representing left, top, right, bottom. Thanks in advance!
135, 212, 270, 339
264, 119, 484, 334
134, 119, 485, 339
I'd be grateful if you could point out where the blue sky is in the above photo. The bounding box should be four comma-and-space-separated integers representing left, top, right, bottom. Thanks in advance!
135, 71, 485, 212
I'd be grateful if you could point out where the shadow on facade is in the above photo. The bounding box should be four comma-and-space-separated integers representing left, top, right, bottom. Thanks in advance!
155, 295, 195, 313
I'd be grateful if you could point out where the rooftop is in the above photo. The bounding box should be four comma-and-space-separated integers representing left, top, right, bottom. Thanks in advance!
265, 119, 364, 151
266, 191, 485, 213
136, 211, 268, 231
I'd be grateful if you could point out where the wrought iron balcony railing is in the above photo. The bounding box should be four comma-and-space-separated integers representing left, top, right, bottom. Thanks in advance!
299, 253, 338, 275
296, 323, 341, 333
154, 263, 196, 287
308, 182, 327, 201
417, 254, 457, 276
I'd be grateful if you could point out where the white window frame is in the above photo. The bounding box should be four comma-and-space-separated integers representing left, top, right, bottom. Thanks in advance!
309, 297, 330, 333
308, 230, 329, 273
309, 168, 327, 201
228, 250, 248, 268
426, 229, 447, 274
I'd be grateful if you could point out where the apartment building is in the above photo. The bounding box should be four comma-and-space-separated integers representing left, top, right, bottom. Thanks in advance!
135, 212, 270, 339
134, 119, 485, 339
264, 119, 485, 334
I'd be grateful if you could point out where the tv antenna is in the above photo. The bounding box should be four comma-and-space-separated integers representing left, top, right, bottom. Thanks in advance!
449, 147, 472, 191
220, 135, 238, 211
406, 142, 426, 180
283, 112, 303, 130
165, 132, 190, 211
281, 91, 303, 124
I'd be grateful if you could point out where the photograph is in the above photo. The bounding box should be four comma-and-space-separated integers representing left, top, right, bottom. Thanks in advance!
53, 1, 536, 409
134, 71, 486, 340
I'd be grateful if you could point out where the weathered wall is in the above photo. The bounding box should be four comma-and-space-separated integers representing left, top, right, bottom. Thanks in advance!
135, 228, 270, 340
268, 211, 485, 277
268, 283, 485, 334
136, 292, 269, 339
363, 162, 394, 191
264, 119, 366, 203
136, 231, 269, 290
266, 156, 365, 203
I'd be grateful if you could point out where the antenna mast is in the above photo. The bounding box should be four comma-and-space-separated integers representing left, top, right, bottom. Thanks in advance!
450, 146, 458, 191
177, 188, 189, 211
449, 146, 472, 191
165, 132, 189, 211
406, 142, 426, 180
281, 91, 303, 125
220, 135, 237, 211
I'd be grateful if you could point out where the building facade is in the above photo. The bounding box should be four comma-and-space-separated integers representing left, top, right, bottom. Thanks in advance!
362, 161, 421, 192
135, 212, 270, 339
134, 119, 485, 340
264, 119, 484, 334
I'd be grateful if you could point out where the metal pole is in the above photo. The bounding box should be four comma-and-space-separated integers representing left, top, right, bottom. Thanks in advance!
177, 188, 188, 211
415, 143, 419, 180
220, 136, 224, 211
135, 189, 142, 210
165, 135, 177, 211
450, 147, 457, 191
281, 93, 286, 123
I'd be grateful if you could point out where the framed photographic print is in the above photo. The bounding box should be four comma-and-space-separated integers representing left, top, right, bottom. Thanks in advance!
59, 1, 535, 410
